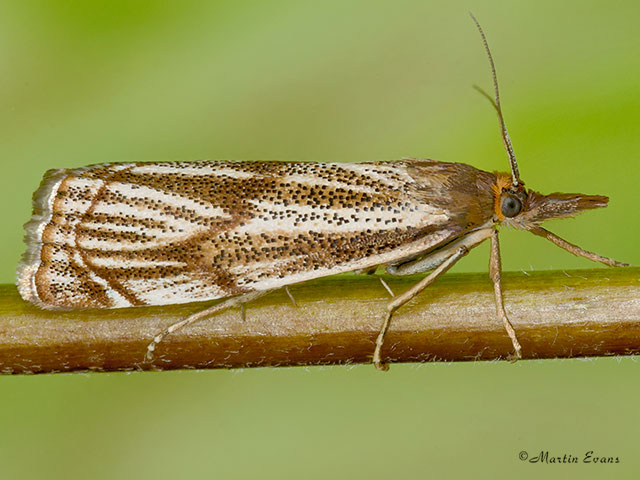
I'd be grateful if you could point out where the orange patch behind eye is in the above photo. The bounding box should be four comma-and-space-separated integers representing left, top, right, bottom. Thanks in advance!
492, 173, 513, 222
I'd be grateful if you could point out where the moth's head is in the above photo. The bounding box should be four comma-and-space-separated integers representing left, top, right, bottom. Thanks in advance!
490, 172, 627, 267
471, 15, 627, 267
492, 172, 609, 229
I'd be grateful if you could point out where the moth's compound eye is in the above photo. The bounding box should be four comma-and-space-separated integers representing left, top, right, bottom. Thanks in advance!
501, 194, 522, 217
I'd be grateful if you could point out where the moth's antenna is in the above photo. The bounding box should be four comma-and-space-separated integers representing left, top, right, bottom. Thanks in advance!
469, 12, 521, 187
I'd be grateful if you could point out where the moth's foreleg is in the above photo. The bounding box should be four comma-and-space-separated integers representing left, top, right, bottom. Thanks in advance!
489, 230, 522, 360
527, 225, 629, 268
145, 290, 272, 363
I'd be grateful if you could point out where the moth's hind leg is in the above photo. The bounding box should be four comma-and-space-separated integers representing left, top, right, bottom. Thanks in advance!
145, 290, 271, 363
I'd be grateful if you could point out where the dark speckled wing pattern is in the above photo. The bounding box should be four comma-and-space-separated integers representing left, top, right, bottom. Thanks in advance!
17, 160, 496, 309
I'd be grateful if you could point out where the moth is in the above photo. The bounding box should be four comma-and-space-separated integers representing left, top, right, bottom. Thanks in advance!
16, 17, 627, 370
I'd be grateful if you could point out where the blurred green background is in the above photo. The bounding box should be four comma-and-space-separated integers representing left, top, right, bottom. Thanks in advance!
1, 1, 638, 478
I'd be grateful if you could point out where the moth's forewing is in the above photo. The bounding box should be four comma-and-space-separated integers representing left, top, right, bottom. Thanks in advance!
17, 160, 497, 309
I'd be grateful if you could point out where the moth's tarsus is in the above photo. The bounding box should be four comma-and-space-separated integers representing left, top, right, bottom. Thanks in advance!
144, 290, 271, 363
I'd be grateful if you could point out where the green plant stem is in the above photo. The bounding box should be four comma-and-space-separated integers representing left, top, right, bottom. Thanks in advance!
1, 267, 638, 374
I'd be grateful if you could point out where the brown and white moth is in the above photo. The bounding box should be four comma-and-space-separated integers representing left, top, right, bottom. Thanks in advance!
16, 17, 628, 370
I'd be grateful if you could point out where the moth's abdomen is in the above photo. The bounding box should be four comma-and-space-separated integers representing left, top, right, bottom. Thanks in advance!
17, 160, 483, 310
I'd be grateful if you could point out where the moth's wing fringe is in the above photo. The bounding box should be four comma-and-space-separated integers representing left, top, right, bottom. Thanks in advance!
16, 166, 95, 307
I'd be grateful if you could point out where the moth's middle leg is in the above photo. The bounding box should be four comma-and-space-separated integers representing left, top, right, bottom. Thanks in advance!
374, 228, 494, 371
373, 246, 470, 371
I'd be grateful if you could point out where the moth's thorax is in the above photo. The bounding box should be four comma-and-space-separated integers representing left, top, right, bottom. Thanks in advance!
404, 159, 497, 229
